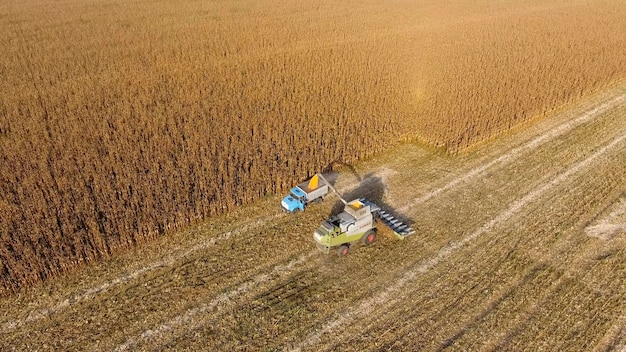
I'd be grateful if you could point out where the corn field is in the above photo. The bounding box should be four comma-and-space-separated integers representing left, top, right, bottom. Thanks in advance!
1, 0, 625, 295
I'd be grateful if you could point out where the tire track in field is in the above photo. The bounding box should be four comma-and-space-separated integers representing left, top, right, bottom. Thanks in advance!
360, 175, 612, 350
426, 181, 625, 350
606, 321, 626, 352
0, 171, 379, 335
0, 214, 284, 336
586, 198, 626, 241
398, 93, 626, 213
505, 259, 626, 351
113, 250, 317, 351
291, 131, 626, 352
359, 175, 622, 351
106, 93, 626, 350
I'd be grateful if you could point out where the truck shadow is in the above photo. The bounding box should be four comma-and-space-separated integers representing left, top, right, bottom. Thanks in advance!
328, 173, 413, 227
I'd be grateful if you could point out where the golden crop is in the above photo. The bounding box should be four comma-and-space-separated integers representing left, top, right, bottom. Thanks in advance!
1, 0, 625, 294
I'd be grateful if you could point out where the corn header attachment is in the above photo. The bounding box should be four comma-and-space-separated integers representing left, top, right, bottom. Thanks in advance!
360, 199, 414, 239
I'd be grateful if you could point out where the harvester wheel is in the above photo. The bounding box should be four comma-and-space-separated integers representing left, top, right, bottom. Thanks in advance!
362, 230, 377, 246
337, 245, 349, 257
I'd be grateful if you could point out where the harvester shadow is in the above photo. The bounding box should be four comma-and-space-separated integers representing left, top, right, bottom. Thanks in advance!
329, 173, 414, 228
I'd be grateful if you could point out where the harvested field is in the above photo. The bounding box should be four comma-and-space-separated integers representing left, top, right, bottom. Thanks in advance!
0, 80, 625, 350
2, 0, 626, 293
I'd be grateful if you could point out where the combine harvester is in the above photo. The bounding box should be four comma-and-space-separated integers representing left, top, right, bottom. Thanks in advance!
313, 198, 414, 256
282, 174, 414, 256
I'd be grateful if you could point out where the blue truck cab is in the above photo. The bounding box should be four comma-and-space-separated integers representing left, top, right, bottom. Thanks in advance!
281, 187, 308, 212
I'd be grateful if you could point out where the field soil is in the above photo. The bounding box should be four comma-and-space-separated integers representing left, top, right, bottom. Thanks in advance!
1, 84, 626, 351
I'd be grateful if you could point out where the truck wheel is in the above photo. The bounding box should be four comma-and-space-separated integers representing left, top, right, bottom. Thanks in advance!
337, 245, 349, 257
314, 197, 323, 204
362, 230, 377, 246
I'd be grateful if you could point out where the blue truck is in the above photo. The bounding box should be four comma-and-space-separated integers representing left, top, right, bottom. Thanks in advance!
281, 174, 331, 212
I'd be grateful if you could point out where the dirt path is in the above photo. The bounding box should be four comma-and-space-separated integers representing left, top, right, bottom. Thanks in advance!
1, 84, 625, 351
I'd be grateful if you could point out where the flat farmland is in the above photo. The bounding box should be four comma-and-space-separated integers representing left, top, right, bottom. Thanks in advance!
3, 0, 626, 293
1, 82, 625, 350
